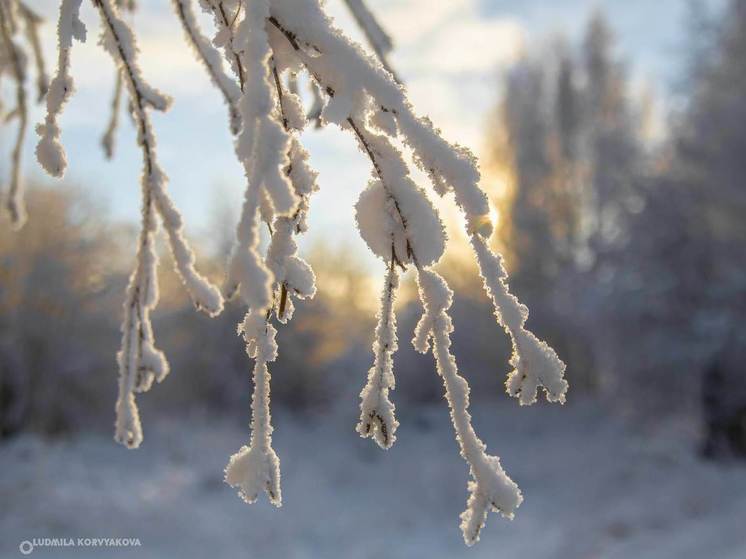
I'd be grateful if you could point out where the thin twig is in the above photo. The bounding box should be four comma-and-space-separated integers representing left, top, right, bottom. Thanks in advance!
101, 70, 123, 159
173, 0, 241, 134
0, 0, 29, 228
215, 1, 245, 91
18, 2, 49, 101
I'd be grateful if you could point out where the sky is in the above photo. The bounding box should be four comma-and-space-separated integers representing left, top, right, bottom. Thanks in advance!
6, 0, 721, 264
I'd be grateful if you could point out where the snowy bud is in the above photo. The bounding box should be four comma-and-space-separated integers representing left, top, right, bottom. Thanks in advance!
225, 444, 282, 507
355, 179, 445, 266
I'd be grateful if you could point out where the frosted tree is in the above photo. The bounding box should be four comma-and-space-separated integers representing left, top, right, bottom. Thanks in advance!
26, 0, 567, 545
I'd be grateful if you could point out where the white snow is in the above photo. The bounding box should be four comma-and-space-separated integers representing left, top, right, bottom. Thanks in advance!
226, 312, 282, 507
471, 235, 568, 405
415, 267, 522, 544
35, 0, 85, 178
172, 0, 241, 134
357, 263, 400, 448
32, 0, 567, 541
2, 401, 744, 558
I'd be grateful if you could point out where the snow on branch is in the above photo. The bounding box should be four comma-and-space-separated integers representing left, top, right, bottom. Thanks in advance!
414, 267, 522, 544
225, 313, 282, 506
200, 0, 246, 91
31, 0, 223, 446
224, 8, 319, 503
28, 0, 568, 545
265, 0, 566, 539
172, 0, 241, 134
356, 254, 400, 448
345, 106, 519, 542
94, 0, 223, 446
342, 0, 399, 83
35, 0, 86, 178
472, 235, 568, 405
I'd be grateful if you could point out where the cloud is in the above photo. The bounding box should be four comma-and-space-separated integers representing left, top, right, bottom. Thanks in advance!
379, 0, 524, 74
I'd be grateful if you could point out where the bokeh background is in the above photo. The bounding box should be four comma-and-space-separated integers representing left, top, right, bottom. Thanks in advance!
1, 0, 745, 557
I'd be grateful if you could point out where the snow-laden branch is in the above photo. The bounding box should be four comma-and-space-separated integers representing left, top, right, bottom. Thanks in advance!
31, 0, 568, 544
348, 111, 519, 543
173, 0, 241, 134
342, 0, 399, 83
356, 256, 400, 448
225, 313, 282, 506
267, 0, 566, 384
50, 0, 223, 447
265, 1, 566, 539
224, 20, 319, 504
199, 0, 246, 91
35, 0, 85, 178
471, 235, 568, 405
414, 268, 522, 545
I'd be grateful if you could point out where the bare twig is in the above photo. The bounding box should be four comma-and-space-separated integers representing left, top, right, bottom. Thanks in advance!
101, 70, 123, 159
0, 0, 29, 228
17, 2, 49, 101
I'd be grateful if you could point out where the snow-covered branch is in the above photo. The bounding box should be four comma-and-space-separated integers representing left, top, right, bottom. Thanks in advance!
199, 0, 246, 91
356, 256, 400, 448
36, 0, 85, 178
472, 235, 568, 405
28, 0, 568, 545
173, 0, 241, 134
414, 268, 523, 544
342, 0, 399, 83
266, 2, 566, 540
32, 0, 223, 446
224, 13, 319, 503
225, 313, 282, 506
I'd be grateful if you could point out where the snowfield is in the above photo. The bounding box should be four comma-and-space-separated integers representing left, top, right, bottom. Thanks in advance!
1, 401, 745, 558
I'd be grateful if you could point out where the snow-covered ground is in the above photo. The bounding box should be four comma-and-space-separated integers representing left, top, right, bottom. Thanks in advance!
1, 401, 745, 558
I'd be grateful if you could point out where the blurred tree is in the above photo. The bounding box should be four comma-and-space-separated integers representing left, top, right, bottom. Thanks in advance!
580, 12, 642, 264
603, 0, 746, 430
0, 186, 127, 436
486, 15, 646, 392
495, 52, 580, 294
0, 186, 379, 436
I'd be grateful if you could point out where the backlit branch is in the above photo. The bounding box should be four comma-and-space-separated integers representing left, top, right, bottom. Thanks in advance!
30, 0, 568, 545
